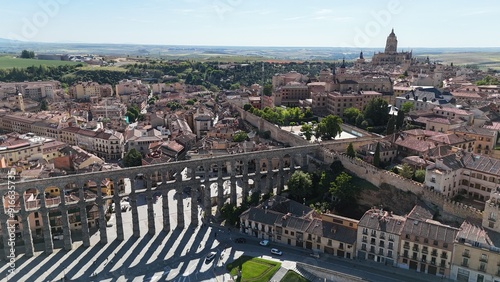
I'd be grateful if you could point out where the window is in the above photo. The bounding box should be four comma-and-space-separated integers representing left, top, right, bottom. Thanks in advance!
35, 220, 40, 227
462, 257, 469, 266
433, 240, 438, 246
388, 242, 394, 250
387, 250, 393, 258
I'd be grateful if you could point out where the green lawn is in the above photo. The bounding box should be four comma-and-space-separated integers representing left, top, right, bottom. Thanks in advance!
280, 270, 309, 282
226, 256, 281, 282
0, 56, 79, 69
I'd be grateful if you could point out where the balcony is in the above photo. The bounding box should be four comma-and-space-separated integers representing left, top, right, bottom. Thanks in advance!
362, 230, 368, 235
462, 252, 470, 258
403, 244, 410, 249
362, 238, 367, 243
361, 246, 367, 251
441, 253, 448, 259
422, 248, 428, 254
412, 247, 419, 252
431, 251, 438, 257
480, 257, 488, 263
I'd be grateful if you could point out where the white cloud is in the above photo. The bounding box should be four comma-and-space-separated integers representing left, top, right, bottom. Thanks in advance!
315, 9, 333, 15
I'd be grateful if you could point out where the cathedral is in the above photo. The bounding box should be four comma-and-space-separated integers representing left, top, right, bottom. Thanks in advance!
371, 29, 412, 65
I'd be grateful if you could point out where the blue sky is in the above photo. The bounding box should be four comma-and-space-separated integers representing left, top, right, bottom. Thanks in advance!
1, 0, 499, 47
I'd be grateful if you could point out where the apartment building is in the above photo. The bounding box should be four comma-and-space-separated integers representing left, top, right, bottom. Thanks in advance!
239, 196, 358, 259
325, 91, 382, 118
356, 208, 405, 266
451, 220, 500, 282
69, 81, 113, 100
60, 127, 124, 160
426, 150, 500, 201
451, 126, 497, 156
398, 206, 458, 278
0, 81, 60, 101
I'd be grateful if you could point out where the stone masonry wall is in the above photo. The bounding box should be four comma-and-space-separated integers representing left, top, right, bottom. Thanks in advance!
319, 147, 482, 221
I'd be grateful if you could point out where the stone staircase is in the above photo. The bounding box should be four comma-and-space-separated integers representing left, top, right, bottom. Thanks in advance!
290, 265, 321, 282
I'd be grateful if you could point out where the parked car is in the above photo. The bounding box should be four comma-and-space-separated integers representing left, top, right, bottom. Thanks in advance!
234, 238, 246, 243
53, 234, 63, 240
205, 251, 217, 263
310, 253, 320, 258
271, 248, 283, 256
259, 240, 270, 246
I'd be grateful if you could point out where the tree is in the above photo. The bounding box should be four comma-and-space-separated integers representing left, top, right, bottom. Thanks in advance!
316, 115, 343, 140
329, 172, 359, 206
287, 171, 312, 201
343, 107, 361, 124
40, 99, 49, 111
386, 116, 396, 135
243, 104, 252, 111
396, 109, 405, 130
263, 84, 272, 96
373, 142, 381, 167
123, 148, 142, 167
414, 169, 426, 183
300, 123, 313, 141
233, 131, 248, 142
346, 143, 356, 158
363, 98, 389, 126
20, 50, 35, 59
401, 102, 414, 114
400, 163, 414, 179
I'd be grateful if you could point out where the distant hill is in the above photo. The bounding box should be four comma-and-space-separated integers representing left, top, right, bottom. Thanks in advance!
0, 38, 22, 43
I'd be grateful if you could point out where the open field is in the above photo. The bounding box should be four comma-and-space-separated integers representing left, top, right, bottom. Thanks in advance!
227, 256, 281, 282
417, 52, 500, 70
77, 65, 128, 72
0, 56, 80, 69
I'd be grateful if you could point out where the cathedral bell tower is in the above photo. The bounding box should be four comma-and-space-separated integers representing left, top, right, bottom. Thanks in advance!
384, 29, 398, 54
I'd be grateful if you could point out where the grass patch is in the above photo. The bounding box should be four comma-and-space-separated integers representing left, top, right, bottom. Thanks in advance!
280, 270, 309, 282
226, 256, 281, 282
0, 56, 79, 69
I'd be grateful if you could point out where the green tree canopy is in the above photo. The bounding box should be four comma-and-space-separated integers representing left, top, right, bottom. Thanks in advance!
300, 123, 313, 141
287, 171, 312, 201
400, 163, 414, 179
233, 131, 248, 142
243, 104, 252, 111
401, 101, 414, 114
363, 98, 389, 126
414, 169, 426, 183
373, 142, 381, 167
329, 172, 359, 206
386, 116, 396, 135
343, 107, 361, 124
263, 84, 273, 96
123, 148, 142, 167
396, 109, 405, 130
316, 115, 343, 140
346, 143, 356, 158
20, 50, 35, 59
